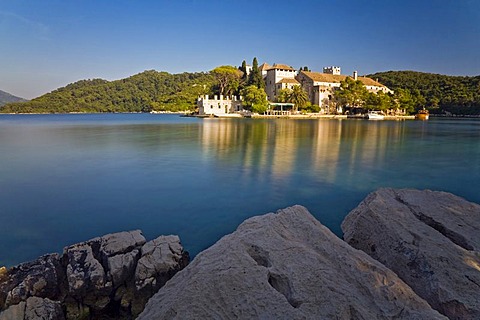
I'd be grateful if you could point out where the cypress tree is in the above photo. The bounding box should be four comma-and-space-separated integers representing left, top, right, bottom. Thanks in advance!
248, 57, 265, 89
240, 60, 248, 81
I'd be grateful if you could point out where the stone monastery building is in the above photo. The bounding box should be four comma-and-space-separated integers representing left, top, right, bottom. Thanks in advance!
198, 62, 393, 116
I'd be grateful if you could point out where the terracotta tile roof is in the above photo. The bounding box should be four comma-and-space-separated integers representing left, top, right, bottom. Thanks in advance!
300, 71, 346, 83
259, 63, 271, 71
278, 78, 300, 84
300, 71, 387, 87
356, 76, 386, 87
267, 64, 295, 71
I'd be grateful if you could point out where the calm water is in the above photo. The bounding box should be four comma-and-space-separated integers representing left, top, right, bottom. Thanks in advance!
1, 114, 479, 267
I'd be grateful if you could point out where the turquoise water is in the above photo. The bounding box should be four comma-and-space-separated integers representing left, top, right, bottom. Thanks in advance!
1, 114, 479, 267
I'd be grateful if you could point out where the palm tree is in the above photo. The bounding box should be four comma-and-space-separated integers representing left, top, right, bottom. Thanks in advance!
288, 85, 309, 111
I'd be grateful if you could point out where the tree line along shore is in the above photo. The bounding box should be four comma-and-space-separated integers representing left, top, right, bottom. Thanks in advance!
1, 60, 479, 115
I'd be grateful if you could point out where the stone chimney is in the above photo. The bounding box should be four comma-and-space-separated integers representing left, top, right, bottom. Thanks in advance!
353, 71, 358, 80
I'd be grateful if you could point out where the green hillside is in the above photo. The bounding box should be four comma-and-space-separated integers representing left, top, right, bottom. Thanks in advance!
0, 90, 27, 106
0, 70, 215, 113
368, 71, 480, 114
4, 69, 479, 115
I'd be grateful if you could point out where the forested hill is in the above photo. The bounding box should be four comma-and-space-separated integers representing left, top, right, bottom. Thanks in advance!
0, 90, 27, 106
0, 70, 215, 113
368, 71, 480, 114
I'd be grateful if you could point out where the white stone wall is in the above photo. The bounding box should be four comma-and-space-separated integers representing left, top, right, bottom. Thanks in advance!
197, 95, 243, 116
323, 66, 341, 75
265, 68, 296, 101
365, 85, 393, 94
296, 73, 338, 107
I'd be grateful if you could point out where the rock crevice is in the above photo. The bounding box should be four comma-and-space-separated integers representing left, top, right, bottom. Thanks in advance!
343, 188, 480, 320
394, 191, 474, 251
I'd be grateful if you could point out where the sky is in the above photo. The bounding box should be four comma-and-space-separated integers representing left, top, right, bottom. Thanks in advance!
1, 0, 479, 99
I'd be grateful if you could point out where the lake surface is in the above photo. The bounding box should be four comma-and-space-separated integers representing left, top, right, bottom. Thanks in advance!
1, 114, 479, 267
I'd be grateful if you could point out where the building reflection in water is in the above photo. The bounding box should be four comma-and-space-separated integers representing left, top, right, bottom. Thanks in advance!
199, 118, 407, 188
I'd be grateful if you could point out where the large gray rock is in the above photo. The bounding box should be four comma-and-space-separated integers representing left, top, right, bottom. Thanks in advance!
139, 205, 445, 319
342, 188, 480, 320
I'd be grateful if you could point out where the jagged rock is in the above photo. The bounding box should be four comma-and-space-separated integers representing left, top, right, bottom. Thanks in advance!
139, 205, 445, 320
107, 249, 140, 288
1, 230, 188, 319
99, 231, 146, 257
342, 188, 480, 320
24, 297, 64, 320
132, 235, 189, 316
0, 297, 64, 320
62, 229, 147, 314
64, 243, 109, 301
135, 235, 188, 291
64, 230, 146, 295
0, 254, 64, 310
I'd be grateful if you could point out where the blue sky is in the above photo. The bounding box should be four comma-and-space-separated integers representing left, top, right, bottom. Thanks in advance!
1, 0, 479, 99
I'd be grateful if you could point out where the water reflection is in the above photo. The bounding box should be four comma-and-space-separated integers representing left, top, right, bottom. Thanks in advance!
199, 119, 412, 187
1, 114, 480, 267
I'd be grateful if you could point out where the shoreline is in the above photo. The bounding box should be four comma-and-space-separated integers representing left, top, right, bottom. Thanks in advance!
251, 114, 415, 120
1, 112, 480, 119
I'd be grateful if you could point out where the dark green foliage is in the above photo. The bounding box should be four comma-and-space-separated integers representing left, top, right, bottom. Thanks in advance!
241, 85, 268, 114
368, 71, 480, 114
212, 66, 242, 96
248, 57, 265, 89
238, 60, 248, 91
240, 60, 247, 76
301, 102, 320, 113
365, 91, 392, 112
277, 86, 309, 110
335, 78, 370, 108
1, 70, 215, 113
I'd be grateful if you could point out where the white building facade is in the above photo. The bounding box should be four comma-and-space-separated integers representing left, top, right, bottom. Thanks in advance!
197, 95, 243, 116
265, 64, 297, 102
296, 70, 393, 111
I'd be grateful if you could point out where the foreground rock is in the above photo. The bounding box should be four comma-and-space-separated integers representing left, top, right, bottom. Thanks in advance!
139, 205, 444, 319
342, 188, 480, 320
0, 230, 189, 320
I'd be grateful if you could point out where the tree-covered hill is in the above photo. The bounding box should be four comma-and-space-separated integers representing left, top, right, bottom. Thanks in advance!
368, 71, 480, 114
0, 90, 27, 106
0, 70, 215, 113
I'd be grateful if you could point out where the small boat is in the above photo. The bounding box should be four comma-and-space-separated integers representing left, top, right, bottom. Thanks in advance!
365, 111, 385, 120
415, 108, 429, 120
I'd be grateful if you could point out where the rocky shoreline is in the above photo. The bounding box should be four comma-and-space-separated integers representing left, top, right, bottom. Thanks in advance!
1, 188, 479, 319
0, 231, 188, 319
